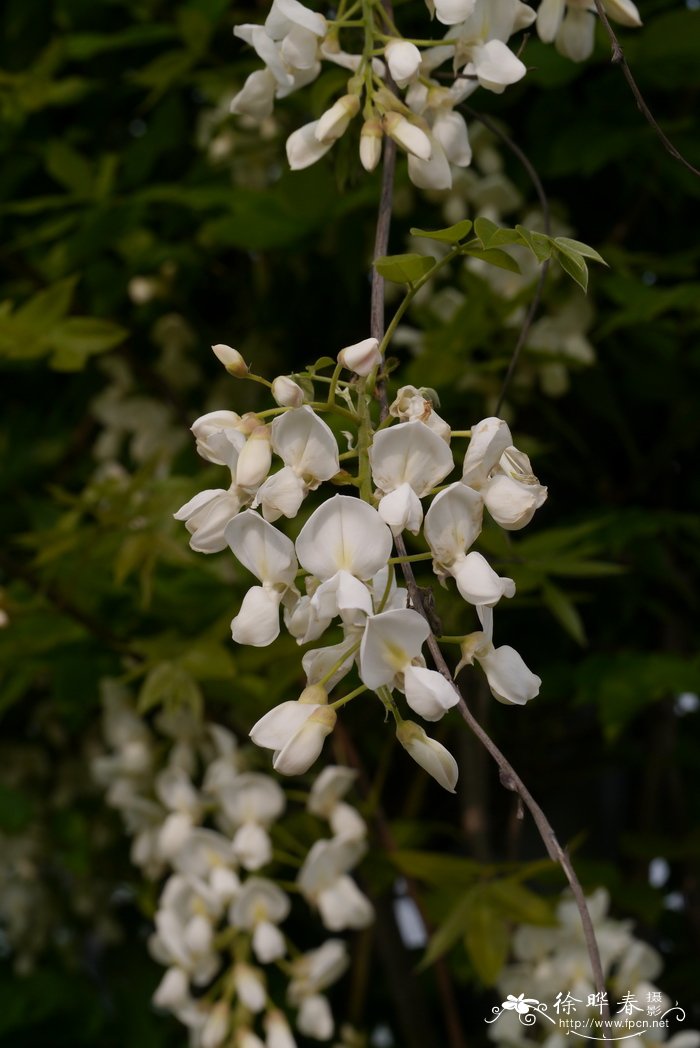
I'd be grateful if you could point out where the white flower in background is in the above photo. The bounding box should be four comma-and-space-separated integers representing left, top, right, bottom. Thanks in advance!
154, 766, 202, 860
153, 965, 191, 1011
265, 1010, 299, 1048
172, 828, 240, 905
536, 0, 641, 62
395, 719, 459, 792
297, 994, 335, 1040
360, 609, 459, 721
225, 511, 298, 646
369, 420, 454, 534
230, 876, 291, 963
234, 963, 267, 1012
337, 336, 382, 376
202, 1001, 231, 1048
298, 837, 373, 931
250, 686, 337, 775
296, 494, 393, 582
254, 406, 339, 520
457, 605, 541, 705
218, 772, 285, 870
149, 876, 221, 985
307, 767, 366, 842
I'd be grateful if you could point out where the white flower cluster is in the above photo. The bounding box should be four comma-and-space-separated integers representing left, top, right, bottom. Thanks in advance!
94, 682, 372, 1045
229, 0, 640, 190
491, 887, 699, 1048
176, 342, 547, 794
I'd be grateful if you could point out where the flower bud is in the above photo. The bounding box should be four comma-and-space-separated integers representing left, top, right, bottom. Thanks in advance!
382, 112, 432, 161
396, 720, 458, 792
212, 343, 248, 376
271, 375, 305, 408
202, 1003, 230, 1048
315, 94, 360, 143
384, 39, 422, 83
359, 118, 383, 172
236, 426, 272, 489
337, 336, 381, 376
265, 1010, 297, 1048
234, 964, 266, 1013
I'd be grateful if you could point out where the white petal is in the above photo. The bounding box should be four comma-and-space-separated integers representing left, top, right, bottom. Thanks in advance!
403, 665, 459, 721
536, 0, 566, 41
433, 111, 472, 167
477, 644, 541, 705
236, 429, 272, 490
369, 421, 454, 497
297, 994, 334, 1040
191, 411, 247, 467
407, 138, 453, 191
384, 113, 432, 160
175, 489, 241, 553
318, 876, 374, 931
286, 121, 335, 170
231, 585, 282, 646
232, 823, 272, 870
452, 550, 515, 606
271, 406, 339, 483
424, 483, 484, 566
556, 8, 595, 62
250, 701, 317, 750
603, 0, 641, 26
329, 802, 367, 841
296, 494, 393, 581
280, 25, 319, 70
471, 40, 527, 92
265, 1011, 297, 1048
266, 0, 327, 37
307, 766, 357, 815
253, 920, 287, 963
396, 721, 458, 792
462, 417, 512, 488
312, 570, 373, 624
378, 484, 423, 535
234, 964, 266, 1012
254, 465, 307, 521
153, 966, 190, 1010
385, 39, 421, 82
273, 707, 337, 775
359, 609, 429, 689
230, 69, 276, 121
303, 640, 356, 690
225, 509, 298, 584
434, 0, 476, 23
482, 473, 547, 530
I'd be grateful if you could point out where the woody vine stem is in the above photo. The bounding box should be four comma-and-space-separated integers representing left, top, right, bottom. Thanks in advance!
370, 133, 612, 1033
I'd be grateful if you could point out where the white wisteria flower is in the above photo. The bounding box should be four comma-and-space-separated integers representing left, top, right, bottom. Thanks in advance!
369, 421, 454, 534
254, 406, 339, 520
225, 511, 298, 646
536, 0, 641, 62
296, 494, 393, 582
298, 837, 373, 931
360, 609, 460, 721
389, 385, 451, 441
462, 418, 548, 530
217, 772, 286, 870
174, 487, 244, 554
337, 336, 382, 376
457, 605, 541, 705
307, 766, 367, 841
250, 685, 337, 775
230, 876, 291, 963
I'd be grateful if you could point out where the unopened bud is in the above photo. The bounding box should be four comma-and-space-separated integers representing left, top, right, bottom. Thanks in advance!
271, 375, 305, 408
385, 39, 422, 83
315, 93, 360, 143
236, 426, 272, 489
212, 343, 248, 376
382, 112, 432, 161
338, 336, 381, 376
396, 719, 458, 793
359, 119, 383, 172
